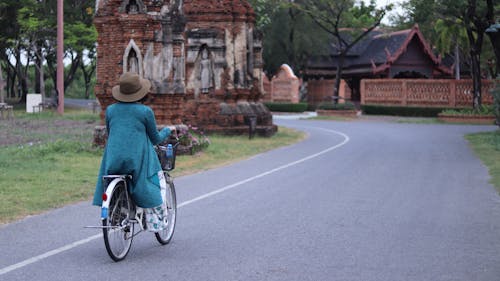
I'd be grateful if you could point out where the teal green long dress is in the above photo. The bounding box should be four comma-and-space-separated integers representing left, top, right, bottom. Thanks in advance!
93, 102, 171, 208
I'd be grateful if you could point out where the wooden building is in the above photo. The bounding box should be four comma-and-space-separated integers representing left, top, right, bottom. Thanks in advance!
304, 24, 453, 107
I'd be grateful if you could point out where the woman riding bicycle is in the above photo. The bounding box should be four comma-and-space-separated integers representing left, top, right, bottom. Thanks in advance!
93, 72, 172, 231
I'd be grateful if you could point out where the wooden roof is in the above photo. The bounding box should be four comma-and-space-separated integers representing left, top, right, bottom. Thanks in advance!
305, 24, 453, 78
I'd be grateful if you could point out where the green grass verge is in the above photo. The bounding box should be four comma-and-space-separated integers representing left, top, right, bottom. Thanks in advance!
0, 141, 102, 224
0, 123, 305, 224
465, 130, 500, 193
171, 127, 306, 176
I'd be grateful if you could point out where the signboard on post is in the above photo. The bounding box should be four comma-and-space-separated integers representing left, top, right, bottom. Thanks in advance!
248, 115, 257, 139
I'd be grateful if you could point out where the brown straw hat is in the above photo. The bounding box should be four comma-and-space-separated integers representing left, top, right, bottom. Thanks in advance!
111, 72, 151, 102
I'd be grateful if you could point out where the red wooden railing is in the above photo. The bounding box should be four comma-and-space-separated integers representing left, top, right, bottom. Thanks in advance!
361, 79, 494, 107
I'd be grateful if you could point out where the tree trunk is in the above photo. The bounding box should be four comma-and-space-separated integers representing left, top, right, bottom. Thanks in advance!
486, 31, 500, 78
62, 52, 82, 92
464, 0, 483, 109
470, 50, 482, 108
0, 65, 5, 104
15, 58, 28, 103
333, 55, 345, 105
39, 62, 45, 98
454, 43, 460, 80
82, 62, 96, 100
35, 65, 41, 94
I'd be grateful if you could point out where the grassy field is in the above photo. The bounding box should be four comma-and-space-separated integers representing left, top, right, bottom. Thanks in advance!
466, 130, 500, 193
0, 109, 305, 224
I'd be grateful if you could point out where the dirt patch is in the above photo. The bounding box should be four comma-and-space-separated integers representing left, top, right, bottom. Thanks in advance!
0, 117, 98, 147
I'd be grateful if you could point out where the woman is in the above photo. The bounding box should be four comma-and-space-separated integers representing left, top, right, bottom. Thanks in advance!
93, 72, 171, 231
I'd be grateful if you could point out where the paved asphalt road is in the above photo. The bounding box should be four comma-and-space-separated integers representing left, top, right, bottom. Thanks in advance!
0, 117, 499, 281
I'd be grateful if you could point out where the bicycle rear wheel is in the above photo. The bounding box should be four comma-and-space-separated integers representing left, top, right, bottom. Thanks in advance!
103, 181, 133, 261
155, 176, 177, 245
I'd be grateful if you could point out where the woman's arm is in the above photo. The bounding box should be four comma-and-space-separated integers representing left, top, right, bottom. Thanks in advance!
144, 106, 170, 145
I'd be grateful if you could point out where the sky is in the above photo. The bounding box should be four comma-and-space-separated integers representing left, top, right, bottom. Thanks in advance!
365, 0, 406, 25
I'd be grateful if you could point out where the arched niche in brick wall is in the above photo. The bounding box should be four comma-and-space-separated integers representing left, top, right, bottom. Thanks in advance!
123, 39, 144, 77
119, 0, 146, 14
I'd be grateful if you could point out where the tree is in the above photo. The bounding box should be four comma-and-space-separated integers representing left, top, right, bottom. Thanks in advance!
247, 0, 330, 77
18, 2, 57, 98
391, 0, 437, 39
436, 0, 495, 108
247, 0, 282, 30
294, 0, 391, 103
434, 18, 469, 79
0, 0, 32, 101
0, 0, 96, 103
260, 4, 331, 77
60, 0, 97, 96
484, 1, 500, 78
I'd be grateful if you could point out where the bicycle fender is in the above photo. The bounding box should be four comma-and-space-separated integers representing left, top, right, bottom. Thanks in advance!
101, 178, 126, 220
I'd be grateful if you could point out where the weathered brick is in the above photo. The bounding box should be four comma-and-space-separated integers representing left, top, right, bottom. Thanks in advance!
94, 0, 277, 142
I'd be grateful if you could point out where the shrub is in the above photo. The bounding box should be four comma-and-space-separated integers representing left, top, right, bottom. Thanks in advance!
263, 102, 308, 112
361, 105, 447, 117
176, 125, 210, 154
440, 105, 494, 116
317, 101, 356, 110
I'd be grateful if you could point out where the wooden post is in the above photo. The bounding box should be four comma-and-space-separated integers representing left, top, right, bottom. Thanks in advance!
0, 66, 5, 104
449, 80, 456, 107
57, 0, 64, 114
360, 79, 365, 105
402, 80, 407, 106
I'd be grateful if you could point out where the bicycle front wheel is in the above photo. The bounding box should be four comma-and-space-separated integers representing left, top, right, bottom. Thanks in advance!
155, 176, 177, 245
103, 181, 133, 261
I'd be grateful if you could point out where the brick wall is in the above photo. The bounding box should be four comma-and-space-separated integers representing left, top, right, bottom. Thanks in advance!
93, 0, 276, 137
306, 79, 351, 107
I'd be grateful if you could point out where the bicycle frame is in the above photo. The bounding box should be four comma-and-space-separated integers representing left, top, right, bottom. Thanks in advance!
87, 140, 178, 261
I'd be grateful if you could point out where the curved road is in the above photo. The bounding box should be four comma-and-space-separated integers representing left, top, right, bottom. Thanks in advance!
1, 117, 499, 281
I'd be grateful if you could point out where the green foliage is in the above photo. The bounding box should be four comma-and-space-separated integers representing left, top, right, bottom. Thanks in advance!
65, 66, 96, 98
295, 0, 391, 35
440, 105, 495, 116
391, 0, 497, 79
361, 105, 448, 117
317, 101, 356, 110
261, 4, 331, 76
247, 0, 284, 29
1, 0, 97, 100
264, 102, 308, 112
65, 23, 97, 54
177, 125, 211, 154
434, 18, 468, 55
392, 0, 436, 36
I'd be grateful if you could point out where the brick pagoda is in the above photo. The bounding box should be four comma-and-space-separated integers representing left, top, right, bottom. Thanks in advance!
93, 0, 277, 140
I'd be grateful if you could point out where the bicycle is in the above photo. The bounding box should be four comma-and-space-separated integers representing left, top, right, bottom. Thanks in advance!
88, 141, 178, 262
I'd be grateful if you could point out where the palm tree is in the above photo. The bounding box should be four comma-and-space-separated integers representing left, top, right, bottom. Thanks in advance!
434, 18, 469, 80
